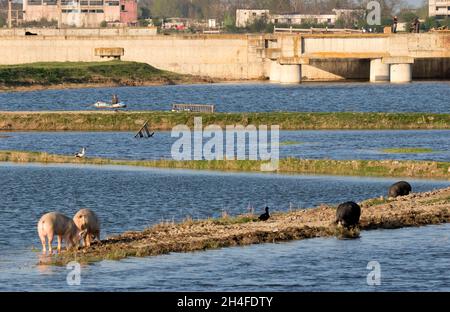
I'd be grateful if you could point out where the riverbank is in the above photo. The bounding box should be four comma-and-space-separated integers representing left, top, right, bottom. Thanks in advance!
1, 111, 449, 131
39, 186, 450, 265
1, 150, 448, 179
0, 61, 213, 92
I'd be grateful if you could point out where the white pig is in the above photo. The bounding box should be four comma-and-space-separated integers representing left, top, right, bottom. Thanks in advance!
37, 212, 80, 253
73, 208, 100, 247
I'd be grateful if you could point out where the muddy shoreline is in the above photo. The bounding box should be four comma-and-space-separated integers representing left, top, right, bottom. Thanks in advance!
39, 187, 450, 265
0, 77, 219, 93
0, 61, 221, 92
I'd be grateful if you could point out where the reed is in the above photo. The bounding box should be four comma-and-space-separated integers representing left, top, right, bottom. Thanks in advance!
1, 111, 449, 131
382, 148, 435, 154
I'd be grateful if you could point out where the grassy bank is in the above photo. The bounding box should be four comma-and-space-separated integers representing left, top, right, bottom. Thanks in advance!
0, 111, 449, 131
0, 150, 448, 179
0, 61, 211, 91
39, 187, 450, 265
382, 148, 435, 154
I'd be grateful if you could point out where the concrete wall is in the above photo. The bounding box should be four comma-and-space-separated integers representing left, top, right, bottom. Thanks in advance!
0, 32, 448, 81
0, 34, 266, 80
296, 33, 450, 58
273, 33, 450, 80
0, 27, 157, 36
302, 35, 388, 55
413, 58, 450, 79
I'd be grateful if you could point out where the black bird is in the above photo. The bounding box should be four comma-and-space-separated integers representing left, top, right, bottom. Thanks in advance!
259, 207, 270, 221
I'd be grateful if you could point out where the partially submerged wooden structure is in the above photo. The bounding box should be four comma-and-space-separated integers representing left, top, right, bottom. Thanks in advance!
135, 120, 154, 138
172, 104, 215, 113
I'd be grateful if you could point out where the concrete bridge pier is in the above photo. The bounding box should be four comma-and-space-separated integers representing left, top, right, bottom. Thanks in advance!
269, 60, 282, 82
390, 64, 413, 83
383, 57, 414, 83
370, 59, 390, 82
279, 64, 301, 84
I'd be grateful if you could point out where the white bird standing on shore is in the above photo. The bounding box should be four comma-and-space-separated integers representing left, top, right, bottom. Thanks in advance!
75, 147, 86, 158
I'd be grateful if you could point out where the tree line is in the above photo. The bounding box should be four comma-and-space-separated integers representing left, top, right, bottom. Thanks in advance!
138, 0, 449, 32
139, 0, 410, 20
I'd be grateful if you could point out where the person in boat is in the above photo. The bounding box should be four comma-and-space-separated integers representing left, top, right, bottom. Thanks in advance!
111, 94, 119, 105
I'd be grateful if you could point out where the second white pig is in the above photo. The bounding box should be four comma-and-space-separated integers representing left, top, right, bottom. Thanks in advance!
73, 208, 100, 247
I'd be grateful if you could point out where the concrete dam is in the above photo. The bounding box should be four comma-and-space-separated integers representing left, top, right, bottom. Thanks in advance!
0, 29, 449, 83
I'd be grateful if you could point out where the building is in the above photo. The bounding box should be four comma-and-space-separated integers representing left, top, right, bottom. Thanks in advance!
236, 8, 362, 27
23, 0, 138, 27
208, 19, 216, 28
333, 9, 365, 21
235, 9, 269, 27
162, 18, 190, 30
396, 22, 408, 32
429, 0, 450, 18
270, 13, 336, 25
119, 0, 137, 25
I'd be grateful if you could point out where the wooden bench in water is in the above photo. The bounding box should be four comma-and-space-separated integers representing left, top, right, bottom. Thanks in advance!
172, 104, 215, 113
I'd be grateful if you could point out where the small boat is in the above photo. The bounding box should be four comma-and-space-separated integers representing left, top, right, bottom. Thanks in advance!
93, 101, 127, 109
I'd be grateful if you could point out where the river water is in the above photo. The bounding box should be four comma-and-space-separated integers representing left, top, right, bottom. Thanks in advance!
0, 82, 449, 291
1, 130, 449, 162
0, 81, 449, 112
0, 163, 449, 291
